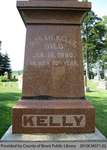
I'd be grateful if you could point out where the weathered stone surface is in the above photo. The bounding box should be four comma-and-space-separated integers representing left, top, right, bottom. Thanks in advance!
16, 0, 91, 98
2, 126, 106, 141
12, 0, 95, 134
22, 25, 84, 98
12, 100, 95, 134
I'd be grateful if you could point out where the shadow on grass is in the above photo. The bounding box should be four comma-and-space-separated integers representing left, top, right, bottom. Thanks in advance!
86, 95, 107, 138
0, 92, 21, 138
0, 92, 21, 101
87, 90, 96, 93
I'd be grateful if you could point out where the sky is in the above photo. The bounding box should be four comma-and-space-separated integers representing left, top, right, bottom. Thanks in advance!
0, 0, 107, 71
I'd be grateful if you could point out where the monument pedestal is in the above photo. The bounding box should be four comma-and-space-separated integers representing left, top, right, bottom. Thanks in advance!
12, 99, 95, 134
2, 126, 106, 141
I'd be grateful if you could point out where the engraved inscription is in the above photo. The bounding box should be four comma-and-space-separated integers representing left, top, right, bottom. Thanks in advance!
29, 35, 78, 67
22, 114, 86, 128
31, 35, 77, 49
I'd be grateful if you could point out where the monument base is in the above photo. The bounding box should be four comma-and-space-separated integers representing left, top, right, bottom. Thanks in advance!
1, 126, 106, 141
12, 99, 95, 134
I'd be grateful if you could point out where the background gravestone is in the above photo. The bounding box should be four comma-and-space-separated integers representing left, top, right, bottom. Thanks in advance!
12, 0, 95, 134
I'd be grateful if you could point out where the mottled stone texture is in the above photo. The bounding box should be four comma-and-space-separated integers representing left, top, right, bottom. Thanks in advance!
23, 25, 84, 98
13, 100, 95, 134
12, 0, 95, 134
17, 0, 91, 98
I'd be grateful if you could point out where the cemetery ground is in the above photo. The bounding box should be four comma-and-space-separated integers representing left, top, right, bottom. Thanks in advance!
0, 82, 21, 138
0, 80, 107, 138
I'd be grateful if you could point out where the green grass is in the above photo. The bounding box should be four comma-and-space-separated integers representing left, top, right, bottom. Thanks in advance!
0, 80, 107, 138
0, 82, 21, 138
86, 80, 107, 138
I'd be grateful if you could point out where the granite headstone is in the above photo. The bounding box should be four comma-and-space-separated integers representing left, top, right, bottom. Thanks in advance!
12, 0, 95, 134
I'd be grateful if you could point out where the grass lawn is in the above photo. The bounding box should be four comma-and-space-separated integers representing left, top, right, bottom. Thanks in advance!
0, 82, 21, 138
0, 80, 107, 138
86, 80, 107, 138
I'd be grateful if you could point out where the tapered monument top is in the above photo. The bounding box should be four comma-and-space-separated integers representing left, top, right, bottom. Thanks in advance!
17, 0, 91, 10
17, 0, 91, 25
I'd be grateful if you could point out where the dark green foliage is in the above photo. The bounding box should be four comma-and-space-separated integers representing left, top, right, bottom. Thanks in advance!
0, 51, 12, 79
82, 11, 107, 79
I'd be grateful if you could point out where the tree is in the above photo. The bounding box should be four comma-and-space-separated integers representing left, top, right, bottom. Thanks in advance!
0, 52, 3, 74
82, 11, 107, 79
0, 43, 4, 75
101, 16, 107, 77
0, 42, 12, 79
2, 53, 12, 79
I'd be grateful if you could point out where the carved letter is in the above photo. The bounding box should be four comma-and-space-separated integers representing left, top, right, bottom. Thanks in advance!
74, 115, 84, 126
62, 116, 73, 126
49, 116, 61, 126
37, 116, 48, 126
23, 116, 34, 127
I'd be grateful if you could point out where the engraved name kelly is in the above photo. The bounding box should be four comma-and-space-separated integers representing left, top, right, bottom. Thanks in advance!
22, 115, 86, 128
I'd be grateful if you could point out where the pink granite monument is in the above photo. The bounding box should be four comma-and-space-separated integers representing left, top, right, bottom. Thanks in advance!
12, 0, 95, 134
